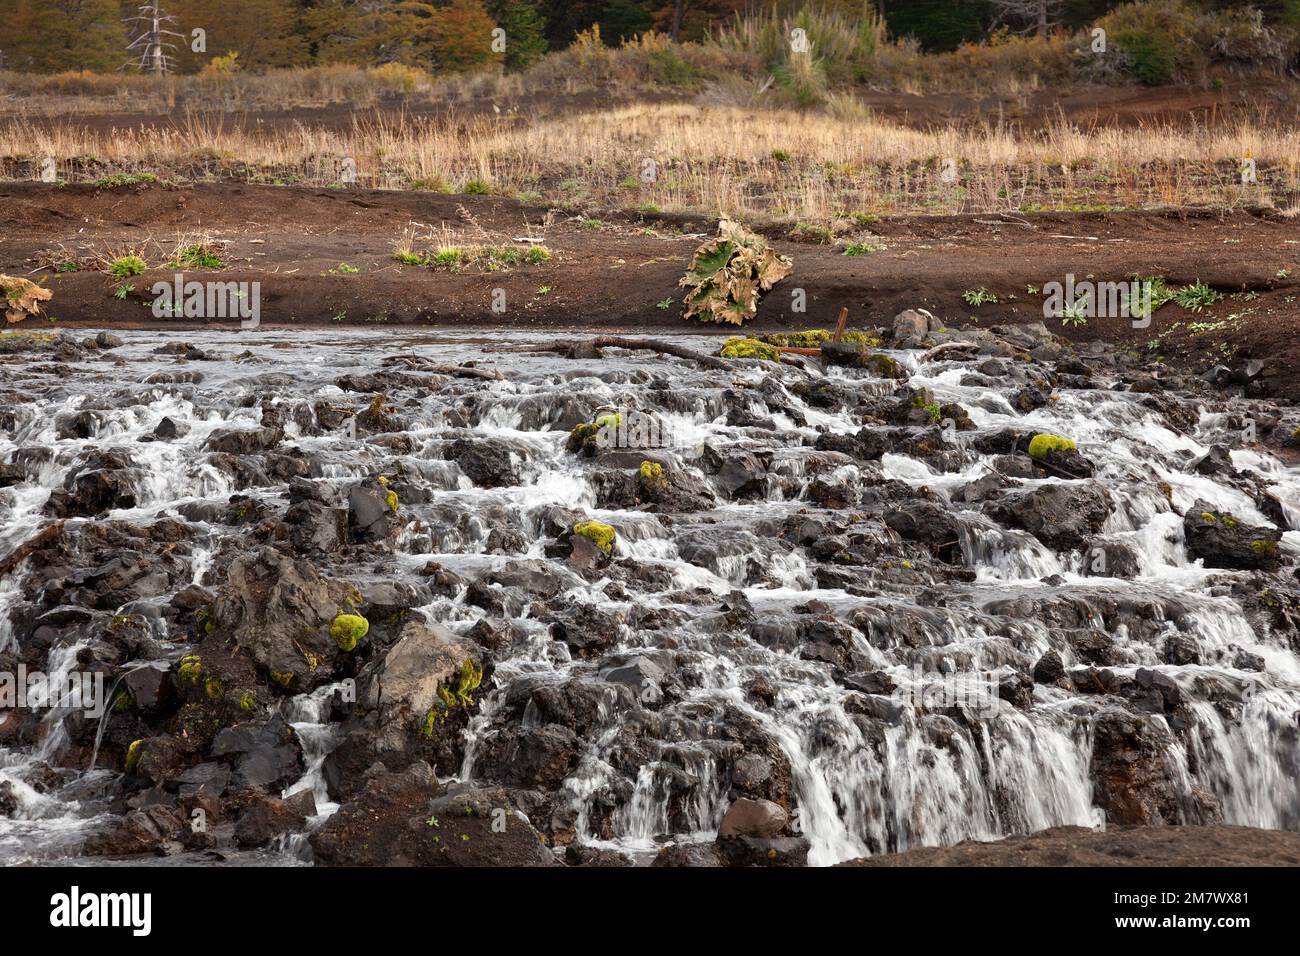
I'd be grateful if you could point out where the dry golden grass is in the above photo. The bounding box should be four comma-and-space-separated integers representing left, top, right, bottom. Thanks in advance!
1, 102, 1297, 218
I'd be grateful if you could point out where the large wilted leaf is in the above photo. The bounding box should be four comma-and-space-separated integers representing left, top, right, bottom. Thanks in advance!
1, 274, 53, 324
679, 220, 792, 325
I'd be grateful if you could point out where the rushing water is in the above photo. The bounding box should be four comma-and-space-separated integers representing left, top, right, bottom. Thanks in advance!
1, 327, 1298, 866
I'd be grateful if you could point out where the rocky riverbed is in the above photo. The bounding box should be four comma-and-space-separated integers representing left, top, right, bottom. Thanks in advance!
1, 317, 1298, 866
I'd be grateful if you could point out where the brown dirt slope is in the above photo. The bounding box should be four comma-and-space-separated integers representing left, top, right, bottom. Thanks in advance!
1, 182, 1297, 399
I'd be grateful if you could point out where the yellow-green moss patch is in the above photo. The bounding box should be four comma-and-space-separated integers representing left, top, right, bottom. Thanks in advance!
1028, 434, 1077, 460
330, 612, 369, 651
573, 520, 616, 554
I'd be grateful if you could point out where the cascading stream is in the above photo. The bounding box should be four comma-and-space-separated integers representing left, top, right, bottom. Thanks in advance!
0, 327, 1297, 865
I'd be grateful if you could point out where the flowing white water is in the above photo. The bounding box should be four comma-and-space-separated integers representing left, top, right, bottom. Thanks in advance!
1, 328, 1298, 866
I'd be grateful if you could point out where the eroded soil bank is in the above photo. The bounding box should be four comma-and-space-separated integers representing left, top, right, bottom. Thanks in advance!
2, 182, 1298, 399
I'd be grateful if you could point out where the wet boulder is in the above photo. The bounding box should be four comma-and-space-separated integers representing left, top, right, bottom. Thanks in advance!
357, 620, 480, 732
447, 436, 522, 488
891, 308, 934, 348
347, 477, 399, 544
1183, 501, 1282, 572
45, 449, 139, 518
716, 835, 810, 867
984, 481, 1113, 551
883, 500, 964, 564
205, 426, 282, 455
1089, 710, 1213, 826
474, 723, 581, 790
311, 764, 556, 866
207, 547, 358, 688
1031, 650, 1066, 685
84, 805, 186, 857
286, 478, 347, 554
718, 797, 788, 838
211, 714, 305, 793
233, 790, 317, 848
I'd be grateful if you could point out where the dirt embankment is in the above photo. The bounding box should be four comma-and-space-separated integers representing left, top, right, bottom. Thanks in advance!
2, 181, 1298, 399
842, 825, 1300, 866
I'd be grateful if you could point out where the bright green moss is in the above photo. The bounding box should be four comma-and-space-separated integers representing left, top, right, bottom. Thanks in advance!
567, 413, 622, 453
330, 612, 369, 651
863, 353, 901, 378
639, 460, 668, 489
125, 739, 143, 773
1028, 434, 1077, 460
270, 670, 294, 688
720, 337, 781, 362
1250, 539, 1278, 555
573, 520, 616, 554
204, 676, 224, 701
178, 655, 202, 684
422, 659, 484, 737
239, 691, 256, 711
386, 489, 400, 511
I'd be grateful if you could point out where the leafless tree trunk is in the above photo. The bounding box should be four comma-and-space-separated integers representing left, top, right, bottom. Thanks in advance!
125, 2, 181, 75
670, 0, 686, 43
990, 0, 1061, 38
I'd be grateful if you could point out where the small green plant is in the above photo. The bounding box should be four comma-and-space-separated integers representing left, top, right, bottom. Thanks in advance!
962, 288, 997, 306
93, 172, 158, 189
332, 309, 347, 322
394, 249, 425, 266
109, 254, 146, 278
56, 261, 79, 274
462, 179, 492, 195
1058, 297, 1089, 327
524, 246, 551, 265
172, 243, 225, 269
331, 262, 360, 275
1174, 281, 1220, 313
656, 298, 673, 310
113, 282, 134, 300
843, 242, 883, 256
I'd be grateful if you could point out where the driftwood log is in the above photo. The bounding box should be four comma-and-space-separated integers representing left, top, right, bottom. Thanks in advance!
520, 336, 736, 371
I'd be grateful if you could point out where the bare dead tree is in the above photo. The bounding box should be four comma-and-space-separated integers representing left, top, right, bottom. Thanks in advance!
989, 0, 1064, 38
125, 2, 183, 75
670, 0, 686, 42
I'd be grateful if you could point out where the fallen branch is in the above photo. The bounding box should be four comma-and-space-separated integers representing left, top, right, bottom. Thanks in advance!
423, 363, 504, 381
523, 336, 736, 371
922, 341, 981, 362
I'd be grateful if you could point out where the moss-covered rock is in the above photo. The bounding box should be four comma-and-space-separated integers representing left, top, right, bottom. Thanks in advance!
567, 413, 622, 455
178, 655, 202, 684
573, 520, 616, 555
1028, 434, 1077, 460
760, 329, 880, 348
330, 612, 370, 652
720, 337, 781, 362
639, 460, 669, 490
